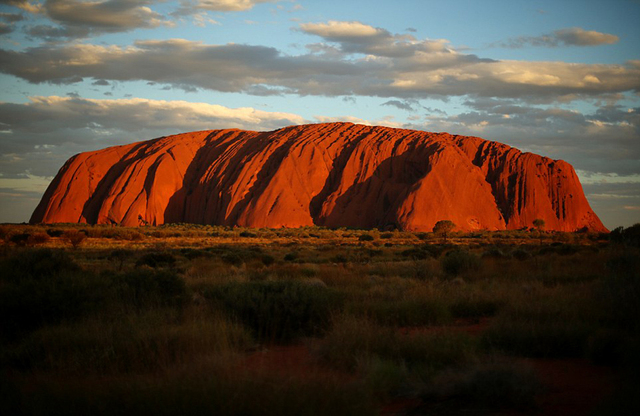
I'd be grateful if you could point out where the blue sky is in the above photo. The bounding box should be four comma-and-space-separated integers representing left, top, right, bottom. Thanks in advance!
1, 0, 639, 228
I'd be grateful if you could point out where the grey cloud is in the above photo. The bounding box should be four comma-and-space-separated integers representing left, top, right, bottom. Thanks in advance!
582, 182, 640, 228
0, 96, 306, 190
500, 27, 619, 48
0, 22, 13, 34
92, 79, 110, 86
382, 99, 415, 111
27, 24, 90, 40
1, 36, 639, 101
406, 102, 640, 179
24, 0, 171, 39
0, 12, 24, 22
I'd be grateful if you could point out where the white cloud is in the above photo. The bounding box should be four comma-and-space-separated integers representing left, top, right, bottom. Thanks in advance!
0, 96, 306, 133
1, 34, 638, 101
299, 21, 385, 39
173, 0, 279, 15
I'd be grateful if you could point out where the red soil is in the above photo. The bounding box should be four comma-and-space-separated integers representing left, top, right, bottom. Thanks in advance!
31, 122, 606, 232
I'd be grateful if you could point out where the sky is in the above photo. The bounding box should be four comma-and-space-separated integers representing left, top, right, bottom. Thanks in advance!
0, 0, 639, 229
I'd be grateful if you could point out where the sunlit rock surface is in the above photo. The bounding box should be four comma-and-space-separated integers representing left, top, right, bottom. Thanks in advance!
31, 123, 606, 232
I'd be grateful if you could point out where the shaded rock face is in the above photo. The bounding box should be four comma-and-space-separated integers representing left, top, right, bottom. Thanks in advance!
31, 123, 607, 232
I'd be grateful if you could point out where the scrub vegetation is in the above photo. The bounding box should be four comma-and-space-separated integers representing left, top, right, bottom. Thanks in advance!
1, 223, 638, 415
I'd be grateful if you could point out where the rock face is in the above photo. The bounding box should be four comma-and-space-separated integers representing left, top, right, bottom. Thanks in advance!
31, 123, 607, 232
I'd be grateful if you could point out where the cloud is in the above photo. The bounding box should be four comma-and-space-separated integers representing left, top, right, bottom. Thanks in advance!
298, 20, 445, 58
381, 99, 416, 111
0, 0, 41, 13
0, 95, 306, 185
0, 22, 13, 34
2, 31, 639, 101
173, 0, 279, 16
0, 11, 25, 34
300, 20, 386, 39
0, 12, 25, 23
404, 98, 640, 178
0, 95, 305, 136
24, 0, 172, 39
500, 27, 619, 48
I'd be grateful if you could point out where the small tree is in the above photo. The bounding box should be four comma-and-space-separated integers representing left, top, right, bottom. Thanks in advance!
433, 220, 456, 243
533, 218, 545, 244
63, 230, 86, 249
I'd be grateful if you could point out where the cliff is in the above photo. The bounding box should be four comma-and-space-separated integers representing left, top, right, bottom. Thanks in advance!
31, 123, 606, 232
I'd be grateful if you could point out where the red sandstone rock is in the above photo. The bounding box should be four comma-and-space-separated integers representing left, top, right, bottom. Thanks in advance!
30, 123, 607, 232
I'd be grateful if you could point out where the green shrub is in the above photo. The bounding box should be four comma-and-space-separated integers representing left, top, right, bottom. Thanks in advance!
441, 250, 480, 276
203, 280, 340, 342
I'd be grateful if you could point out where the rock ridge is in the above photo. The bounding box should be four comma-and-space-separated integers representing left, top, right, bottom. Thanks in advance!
31, 122, 607, 232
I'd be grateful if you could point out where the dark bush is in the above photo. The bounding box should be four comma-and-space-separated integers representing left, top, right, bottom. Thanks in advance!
284, 252, 299, 262
239, 231, 257, 238
221, 252, 243, 266
511, 248, 532, 261
108, 248, 133, 270
109, 269, 187, 309
180, 248, 209, 260
0, 249, 101, 339
358, 234, 374, 242
63, 230, 86, 248
380, 232, 394, 239
46, 229, 64, 237
441, 250, 481, 276
400, 247, 430, 260
261, 254, 275, 266
26, 232, 50, 245
331, 254, 348, 263
9, 233, 30, 246
135, 252, 177, 268
481, 247, 510, 259
1, 248, 80, 283
203, 280, 340, 342
457, 362, 540, 410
